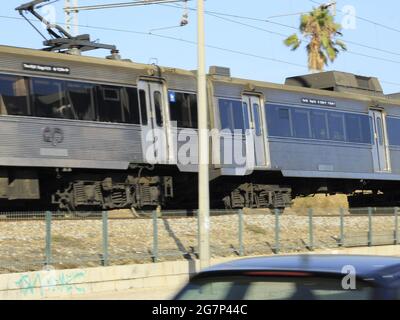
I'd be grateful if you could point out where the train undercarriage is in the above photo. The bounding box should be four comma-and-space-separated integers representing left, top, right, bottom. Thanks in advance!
2, 166, 400, 212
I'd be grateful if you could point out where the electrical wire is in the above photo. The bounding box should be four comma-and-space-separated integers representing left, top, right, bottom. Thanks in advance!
37, 0, 61, 9
204, 10, 400, 66
309, 0, 400, 34
1, 14, 400, 88
161, 2, 400, 58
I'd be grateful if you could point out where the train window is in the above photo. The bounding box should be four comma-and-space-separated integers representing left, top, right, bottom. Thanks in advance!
253, 103, 262, 136
123, 87, 141, 124
154, 91, 163, 127
103, 87, 120, 101
265, 104, 292, 137
345, 114, 371, 144
139, 89, 148, 125
386, 117, 400, 146
376, 117, 384, 145
219, 99, 248, 134
31, 78, 74, 119
292, 109, 311, 139
345, 114, 362, 143
232, 100, 247, 133
169, 92, 198, 128
0, 74, 29, 116
265, 104, 371, 144
242, 102, 251, 133
188, 93, 198, 128
169, 92, 184, 127
65, 82, 95, 121
219, 99, 234, 131
311, 110, 328, 140
328, 112, 345, 141
97, 85, 123, 123
242, 103, 250, 132
361, 116, 372, 144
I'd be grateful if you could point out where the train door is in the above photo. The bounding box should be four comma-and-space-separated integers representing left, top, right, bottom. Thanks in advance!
138, 80, 171, 164
242, 95, 267, 167
370, 109, 390, 172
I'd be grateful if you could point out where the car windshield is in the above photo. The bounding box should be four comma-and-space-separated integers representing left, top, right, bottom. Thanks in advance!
176, 275, 374, 300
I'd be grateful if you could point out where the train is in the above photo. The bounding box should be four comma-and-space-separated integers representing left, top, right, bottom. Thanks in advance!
2, 41, 400, 212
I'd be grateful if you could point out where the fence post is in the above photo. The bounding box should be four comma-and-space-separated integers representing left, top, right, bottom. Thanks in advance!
395, 207, 399, 245
102, 211, 109, 266
274, 209, 280, 254
339, 207, 345, 247
368, 207, 373, 247
45, 211, 52, 266
152, 210, 159, 262
308, 208, 314, 251
238, 209, 244, 256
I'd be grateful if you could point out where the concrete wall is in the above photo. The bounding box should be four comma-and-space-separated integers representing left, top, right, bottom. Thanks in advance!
2, 245, 400, 300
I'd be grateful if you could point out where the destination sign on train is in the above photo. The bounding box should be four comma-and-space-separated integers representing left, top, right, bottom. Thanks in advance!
301, 98, 336, 107
22, 63, 70, 74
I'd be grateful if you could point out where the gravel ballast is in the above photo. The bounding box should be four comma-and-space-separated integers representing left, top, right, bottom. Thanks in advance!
0, 208, 398, 273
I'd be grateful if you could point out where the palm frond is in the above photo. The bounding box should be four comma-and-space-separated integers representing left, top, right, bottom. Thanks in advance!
284, 34, 301, 50
335, 39, 347, 51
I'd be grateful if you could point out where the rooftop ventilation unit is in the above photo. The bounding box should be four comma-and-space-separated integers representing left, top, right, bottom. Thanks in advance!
285, 71, 384, 96
209, 66, 231, 77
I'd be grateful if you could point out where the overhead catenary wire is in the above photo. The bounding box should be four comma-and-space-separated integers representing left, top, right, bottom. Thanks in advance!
15, 1, 400, 63
15, 0, 400, 61
64, 0, 191, 11
1, 14, 400, 88
149, 25, 185, 32
203, 10, 400, 66
159, 2, 304, 30
160, 2, 400, 58
148, 0, 190, 33
0, 14, 308, 69
37, 0, 61, 9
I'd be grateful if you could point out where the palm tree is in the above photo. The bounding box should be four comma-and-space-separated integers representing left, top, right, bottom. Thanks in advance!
284, 5, 347, 72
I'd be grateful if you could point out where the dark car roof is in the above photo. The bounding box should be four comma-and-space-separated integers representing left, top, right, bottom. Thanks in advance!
199, 255, 400, 283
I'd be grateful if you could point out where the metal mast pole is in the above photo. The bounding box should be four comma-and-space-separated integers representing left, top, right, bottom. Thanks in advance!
73, 0, 78, 36
65, 0, 71, 33
197, 0, 210, 270
65, 0, 78, 36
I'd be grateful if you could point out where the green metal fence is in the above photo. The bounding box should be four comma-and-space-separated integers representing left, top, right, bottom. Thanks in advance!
0, 207, 399, 274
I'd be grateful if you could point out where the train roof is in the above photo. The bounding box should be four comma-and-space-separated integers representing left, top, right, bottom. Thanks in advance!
387, 93, 400, 100
0, 44, 195, 78
212, 74, 400, 107
2, 44, 400, 107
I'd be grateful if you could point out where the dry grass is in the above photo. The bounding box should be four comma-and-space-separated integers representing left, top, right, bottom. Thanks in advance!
52, 235, 94, 248
245, 223, 268, 235
290, 194, 348, 215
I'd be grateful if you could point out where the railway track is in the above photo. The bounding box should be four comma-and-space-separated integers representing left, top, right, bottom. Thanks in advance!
0, 209, 397, 221
0, 209, 240, 221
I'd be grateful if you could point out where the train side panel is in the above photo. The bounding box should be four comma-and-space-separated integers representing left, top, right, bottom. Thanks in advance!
0, 116, 143, 169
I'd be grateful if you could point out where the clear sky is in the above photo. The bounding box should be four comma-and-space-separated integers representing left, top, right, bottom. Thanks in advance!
2, 0, 400, 93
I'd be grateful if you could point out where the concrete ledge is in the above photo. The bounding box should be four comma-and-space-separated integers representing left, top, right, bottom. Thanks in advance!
1, 245, 400, 300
